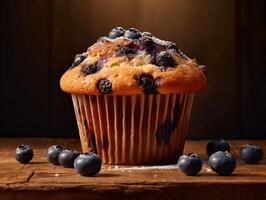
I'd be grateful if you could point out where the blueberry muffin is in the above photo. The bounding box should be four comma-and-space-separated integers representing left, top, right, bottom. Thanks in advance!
60, 27, 206, 164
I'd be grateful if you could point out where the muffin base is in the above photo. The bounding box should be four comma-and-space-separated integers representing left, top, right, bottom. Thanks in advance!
72, 93, 194, 164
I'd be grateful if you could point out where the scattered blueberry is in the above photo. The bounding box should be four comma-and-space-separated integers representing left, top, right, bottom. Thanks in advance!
136, 74, 158, 94
74, 153, 102, 176
208, 151, 236, 176
124, 28, 142, 39
116, 42, 138, 57
240, 144, 263, 164
71, 54, 87, 68
58, 149, 80, 168
108, 27, 125, 39
178, 153, 202, 176
206, 138, 230, 156
138, 36, 155, 51
15, 144, 33, 164
142, 31, 153, 37
97, 78, 112, 94
47, 145, 64, 165
154, 51, 176, 69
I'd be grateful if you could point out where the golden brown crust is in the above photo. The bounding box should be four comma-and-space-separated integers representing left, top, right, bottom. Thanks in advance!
60, 35, 206, 95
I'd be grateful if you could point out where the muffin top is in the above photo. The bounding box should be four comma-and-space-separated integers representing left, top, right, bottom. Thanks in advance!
60, 27, 206, 95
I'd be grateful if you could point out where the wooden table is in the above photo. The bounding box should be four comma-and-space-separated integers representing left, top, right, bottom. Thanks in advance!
0, 139, 265, 200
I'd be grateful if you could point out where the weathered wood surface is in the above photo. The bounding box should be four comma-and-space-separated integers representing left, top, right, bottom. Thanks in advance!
0, 139, 265, 200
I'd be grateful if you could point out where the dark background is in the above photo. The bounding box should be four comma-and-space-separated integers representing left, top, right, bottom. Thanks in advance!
0, 0, 265, 139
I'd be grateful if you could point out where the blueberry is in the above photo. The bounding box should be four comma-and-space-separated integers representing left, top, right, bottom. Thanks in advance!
81, 60, 103, 76
58, 149, 80, 168
154, 51, 176, 69
156, 103, 180, 145
138, 36, 155, 51
71, 54, 87, 68
178, 153, 202, 176
156, 120, 175, 146
97, 78, 112, 94
108, 27, 125, 39
240, 144, 263, 164
124, 28, 142, 39
81, 64, 97, 75
167, 42, 180, 53
136, 74, 158, 94
74, 153, 102, 176
47, 145, 64, 165
116, 42, 138, 57
142, 32, 153, 37
208, 151, 236, 176
15, 144, 33, 164
206, 138, 230, 156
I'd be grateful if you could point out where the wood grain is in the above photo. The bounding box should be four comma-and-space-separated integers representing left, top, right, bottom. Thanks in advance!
0, 138, 265, 200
